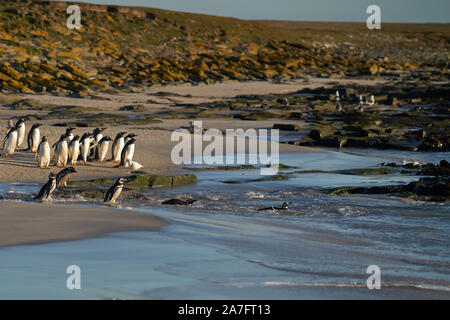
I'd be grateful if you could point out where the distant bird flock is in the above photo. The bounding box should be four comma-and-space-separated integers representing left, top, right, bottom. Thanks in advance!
335, 90, 375, 113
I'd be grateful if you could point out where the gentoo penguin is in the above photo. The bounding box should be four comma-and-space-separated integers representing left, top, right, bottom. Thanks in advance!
162, 199, 197, 206
104, 177, 127, 204
98, 136, 112, 163
119, 138, 136, 168
79, 132, 92, 164
56, 167, 77, 188
335, 91, 343, 112
259, 202, 292, 212
34, 172, 57, 201
26, 123, 42, 153
36, 136, 51, 168
1, 124, 18, 157
54, 134, 69, 167
111, 131, 127, 163
68, 135, 80, 165
124, 133, 137, 144
15, 118, 26, 148
64, 127, 76, 145
92, 127, 106, 159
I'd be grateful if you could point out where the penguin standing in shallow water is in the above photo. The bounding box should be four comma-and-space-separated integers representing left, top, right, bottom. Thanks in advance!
98, 136, 112, 163
68, 135, 80, 165
111, 132, 127, 163
259, 202, 292, 212
56, 167, 77, 188
1, 124, 18, 157
54, 134, 69, 167
27, 123, 42, 153
15, 118, 26, 148
119, 138, 136, 168
36, 136, 51, 168
104, 177, 127, 204
34, 172, 57, 201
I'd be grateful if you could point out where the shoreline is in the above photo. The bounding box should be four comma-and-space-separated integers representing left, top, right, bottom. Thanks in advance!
0, 201, 168, 249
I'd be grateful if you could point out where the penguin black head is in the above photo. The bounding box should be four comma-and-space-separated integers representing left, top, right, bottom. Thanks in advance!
41, 136, 48, 142
282, 202, 292, 210
186, 199, 197, 205
65, 127, 75, 134
15, 118, 25, 125
117, 177, 128, 184
101, 136, 112, 143
49, 172, 56, 180
72, 135, 80, 141
118, 132, 127, 137
32, 123, 42, 129
128, 138, 136, 144
126, 133, 137, 139
66, 167, 77, 174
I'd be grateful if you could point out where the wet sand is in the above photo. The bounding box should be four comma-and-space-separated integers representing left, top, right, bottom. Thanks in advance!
0, 201, 168, 248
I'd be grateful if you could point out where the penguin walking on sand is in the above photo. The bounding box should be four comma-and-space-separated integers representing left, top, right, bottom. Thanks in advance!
1, 124, 18, 157
26, 123, 42, 153
54, 134, 69, 167
36, 136, 51, 168
64, 127, 76, 145
79, 132, 92, 164
56, 167, 77, 188
259, 202, 292, 212
111, 132, 127, 163
68, 135, 80, 165
98, 136, 112, 163
104, 177, 127, 204
119, 138, 136, 168
15, 118, 26, 148
34, 172, 57, 201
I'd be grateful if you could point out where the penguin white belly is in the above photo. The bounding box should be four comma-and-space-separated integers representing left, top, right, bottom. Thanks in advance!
37, 142, 50, 168
125, 144, 135, 164
17, 124, 25, 147
98, 141, 109, 162
32, 129, 40, 152
56, 141, 68, 167
114, 138, 125, 162
4, 131, 17, 156
81, 141, 90, 163
65, 134, 74, 145
71, 141, 80, 165
110, 187, 123, 203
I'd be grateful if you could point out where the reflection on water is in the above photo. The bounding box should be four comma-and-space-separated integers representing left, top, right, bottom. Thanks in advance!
0, 149, 449, 299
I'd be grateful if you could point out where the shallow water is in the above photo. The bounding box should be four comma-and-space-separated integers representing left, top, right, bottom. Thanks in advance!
0, 149, 449, 299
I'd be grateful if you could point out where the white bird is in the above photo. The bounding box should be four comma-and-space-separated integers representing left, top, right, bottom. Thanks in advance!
54, 136, 68, 167
127, 160, 143, 171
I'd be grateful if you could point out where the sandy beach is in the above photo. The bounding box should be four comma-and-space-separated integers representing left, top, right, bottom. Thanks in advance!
0, 201, 168, 248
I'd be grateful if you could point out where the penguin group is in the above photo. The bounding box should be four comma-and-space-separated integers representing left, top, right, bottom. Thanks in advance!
1, 120, 143, 170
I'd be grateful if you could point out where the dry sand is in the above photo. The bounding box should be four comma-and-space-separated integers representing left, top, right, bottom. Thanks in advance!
0, 201, 168, 248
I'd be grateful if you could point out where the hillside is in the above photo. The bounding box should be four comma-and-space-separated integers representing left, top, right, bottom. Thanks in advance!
0, 0, 449, 95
